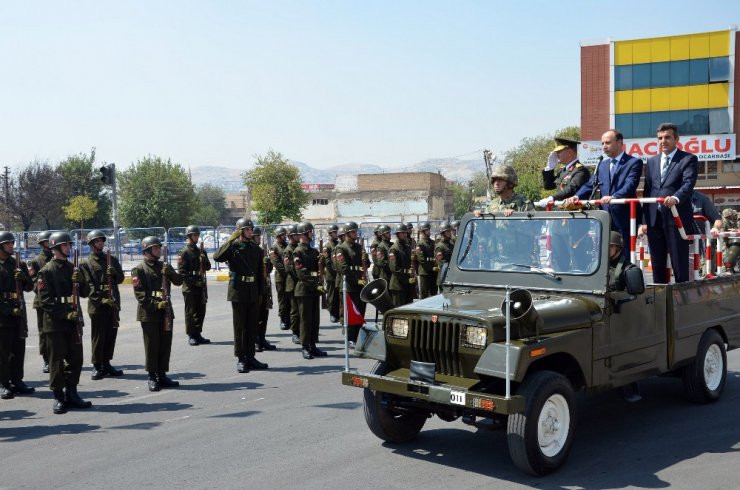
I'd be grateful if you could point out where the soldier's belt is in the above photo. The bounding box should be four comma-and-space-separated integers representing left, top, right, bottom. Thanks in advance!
185, 271, 203, 276
348, 266, 363, 271
0, 292, 19, 300
152, 291, 164, 299
94, 285, 111, 292
236, 275, 255, 283
424, 258, 435, 262
56, 296, 73, 304
310, 272, 318, 277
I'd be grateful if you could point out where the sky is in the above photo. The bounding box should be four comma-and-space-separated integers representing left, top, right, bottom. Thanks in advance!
0, 1, 736, 171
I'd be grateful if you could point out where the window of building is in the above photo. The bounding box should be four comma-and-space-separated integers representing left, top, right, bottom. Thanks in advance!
633, 113, 652, 138
651, 61, 670, 88
723, 160, 740, 173
709, 108, 731, 133
696, 160, 718, 180
709, 57, 730, 82
687, 109, 709, 134
670, 110, 690, 135
670, 60, 690, 86
650, 111, 670, 137
616, 114, 632, 138
312, 198, 329, 205
632, 63, 651, 89
615, 65, 632, 91
689, 58, 709, 85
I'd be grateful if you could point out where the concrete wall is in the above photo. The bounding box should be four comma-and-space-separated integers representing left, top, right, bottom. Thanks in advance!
356, 172, 446, 191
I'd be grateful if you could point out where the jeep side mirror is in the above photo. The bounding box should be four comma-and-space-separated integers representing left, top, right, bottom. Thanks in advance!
624, 268, 645, 295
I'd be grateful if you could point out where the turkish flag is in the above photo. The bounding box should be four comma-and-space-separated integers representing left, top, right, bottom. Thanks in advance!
345, 293, 365, 326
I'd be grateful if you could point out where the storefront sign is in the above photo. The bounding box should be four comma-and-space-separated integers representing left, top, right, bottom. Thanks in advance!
581, 134, 736, 164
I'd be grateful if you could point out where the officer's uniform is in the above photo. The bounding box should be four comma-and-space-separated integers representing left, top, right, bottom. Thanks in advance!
375, 236, 393, 284
369, 233, 381, 280
80, 248, 124, 378
388, 237, 414, 308
322, 236, 340, 321
435, 238, 453, 270
0, 249, 33, 397
415, 234, 438, 299
254, 233, 275, 352
177, 242, 211, 343
28, 245, 53, 369
293, 241, 322, 354
543, 162, 590, 201
269, 236, 289, 329
335, 238, 368, 342
333, 230, 347, 321
131, 256, 183, 380
283, 239, 301, 341
213, 234, 265, 369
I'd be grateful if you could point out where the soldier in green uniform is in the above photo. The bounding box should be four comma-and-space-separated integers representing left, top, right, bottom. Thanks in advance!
540, 137, 591, 206
333, 225, 347, 322
131, 236, 184, 391
482, 165, 535, 215
38, 231, 92, 414
177, 225, 211, 346
375, 225, 393, 285
0, 232, 34, 399
388, 224, 415, 308
435, 221, 454, 272
213, 219, 268, 373
252, 227, 276, 352
28, 230, 53, 373
269, 226, 289, 330
293, 222, 327, 360
334, 222, 368, 345
80, 230, 125, 380
369, 225, 382, 280
721, 209, 739, 272
450, 220, 460, 247
282, 225, 301, 345
322, 224, 340, 323
415, 222, 438, 298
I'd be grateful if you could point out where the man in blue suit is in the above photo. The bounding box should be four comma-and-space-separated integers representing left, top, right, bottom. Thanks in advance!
639, 123, 698, 283
565, 129, 643, 259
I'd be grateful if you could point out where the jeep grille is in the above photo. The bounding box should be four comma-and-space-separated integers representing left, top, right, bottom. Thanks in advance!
409, 318, 463, 376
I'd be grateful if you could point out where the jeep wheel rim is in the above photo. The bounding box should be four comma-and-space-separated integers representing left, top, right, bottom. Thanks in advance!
704, 343, 723, 391
537, 393, 570, 457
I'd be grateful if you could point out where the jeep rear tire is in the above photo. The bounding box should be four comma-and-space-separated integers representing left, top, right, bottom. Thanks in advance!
682, 329, 726, 404
363, 361, 427, 443
507, 370, 576, 475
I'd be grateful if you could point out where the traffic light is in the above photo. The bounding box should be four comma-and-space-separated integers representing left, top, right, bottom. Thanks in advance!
100, 165, 114, 185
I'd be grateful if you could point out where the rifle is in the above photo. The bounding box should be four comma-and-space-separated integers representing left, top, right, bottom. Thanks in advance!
15, 252, 28, 338
106, 248, 120, 328
318, 238, 327, 309
199, 240, 208, 303
162, 245, 172, 332
72, 242, 84, 344
261, 237, 273, 309
360, 237, 368, 282
410, 234, 419, 300
483, 149, 495, 200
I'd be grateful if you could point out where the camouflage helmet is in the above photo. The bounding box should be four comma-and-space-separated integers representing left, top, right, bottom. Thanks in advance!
186, 225, 201, 236
722, 208, 737, 220
49, 231, 73, 249
490, 164, 518, 186
141, 236, 163, 252
344, 221, 359, 233
609, 231, 624, 248
439, 221, 453, 233
287, 224, 299, 236
418, 221, 431, 231
328, 224, 339, 233
235, 218, 254, 231
86, 229, 107, 244
0, 231, 15, 246
395, 224, 410, 234
378, 224, 391, 235
253, 226, 263, 236
274, 226, 287, 237
38, 230, 52, 244
296, 221, 313, 234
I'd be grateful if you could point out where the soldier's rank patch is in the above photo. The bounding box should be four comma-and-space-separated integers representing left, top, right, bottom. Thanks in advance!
283, 257, 290, 264
177, 255, 184, 265
435, 252, 443, 259
389, 252, 396, 261
336, 252, 344, 262
132, 275, 141, 287
37, 278, 45, 290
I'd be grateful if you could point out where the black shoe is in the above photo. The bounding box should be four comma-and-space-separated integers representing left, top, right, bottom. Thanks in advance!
279, 321, 289, 331
330, 315, 339, 323
65, 387, 92, 409
247, 358, 268, 370
104, 363, 124, 377
148, 378, 161, 392
260, 338, 277, 351
310, 346, 328, 357
291, 335, 301, 345
196, 334, 210, 344
91, 365, 105, 380
1, 386, 15, 399
255, 342, 264, 352
157, 374, 179, 388
11, 380, 35, 395
53, 391, 67, 414
348, 341, 356, 348
302, 349, 314, 360
42, 360, 49, 374
237, 358, 249, 373
188, 336, 200, 346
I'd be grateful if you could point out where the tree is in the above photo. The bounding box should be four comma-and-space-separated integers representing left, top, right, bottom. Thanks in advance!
452, 182, 475, 219
503, 126, 581, 202
9, 160, 61, 230
57, 148, 112, 228
243, 150, 309, 224
190, 183, 229, 226
118, 155, 197, 228
63, 195, 98, 230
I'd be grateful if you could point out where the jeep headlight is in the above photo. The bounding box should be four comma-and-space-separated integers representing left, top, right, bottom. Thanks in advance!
389, 318, 409, 338
463, 325, 487, 348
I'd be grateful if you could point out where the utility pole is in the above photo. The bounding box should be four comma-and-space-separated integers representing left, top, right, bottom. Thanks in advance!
100, 163, 121, 261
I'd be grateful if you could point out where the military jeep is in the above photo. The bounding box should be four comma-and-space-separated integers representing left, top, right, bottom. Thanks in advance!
342, 210, 740, 475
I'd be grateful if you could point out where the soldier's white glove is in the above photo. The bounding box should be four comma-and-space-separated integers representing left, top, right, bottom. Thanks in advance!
545, 151, 558, 171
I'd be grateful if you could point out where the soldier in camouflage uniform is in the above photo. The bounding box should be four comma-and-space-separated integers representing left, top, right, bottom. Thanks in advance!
132, 236, 184, 391
722, 209, 739, 271
335, 222, 368, 345
434, 221, 454, 284
269, 226, 289, 330
283, 225, 301, 345
0, 232, 34, 399
177, 225, 211, 347
483, 165, 535, 215
293, 222, 327, 360
388, 224, 415, 308
252, 227, 276, 352
80, 230, 125, 380
322, 224, 340, 323
28, 230, 53, 373
541, 137, 591, 205
415, 222, 438, 298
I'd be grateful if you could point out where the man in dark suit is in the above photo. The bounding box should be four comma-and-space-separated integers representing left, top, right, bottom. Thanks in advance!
639, 123, 698, 283
565, 129, 643, 259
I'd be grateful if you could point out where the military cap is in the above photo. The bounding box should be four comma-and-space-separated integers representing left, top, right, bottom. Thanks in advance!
287, 224, 299, 236
141, 236, 163, 252
609, 231, 624, 248
439, 221, 453, 233
344, 221, 359, 233
274, 226, 287, 237
235, 218, 254, 231
186, 225, 201, 236
395, 224, 410, 234
490, 165, 519, 186
49, 231, 73, 249
418, 221, 431, 231
0, 231, 15, 245
253, 227, 263, 236
329, 224, 339, 232
722, 208, 737, 219
297, 221, 314, 234
378, 225, 391, 234
86, 229, 107, 244
450, 220, 460, 230
553, 137, 580, 152
38, 231, 52, 244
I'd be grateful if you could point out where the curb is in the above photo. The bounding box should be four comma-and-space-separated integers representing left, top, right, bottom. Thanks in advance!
121, 273, 231, 285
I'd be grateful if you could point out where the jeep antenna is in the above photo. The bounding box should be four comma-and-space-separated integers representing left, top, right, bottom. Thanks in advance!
483, 150, 496, 200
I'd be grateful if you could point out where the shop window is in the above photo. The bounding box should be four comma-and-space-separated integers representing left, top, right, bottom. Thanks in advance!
709, 108, 730, 134
709, 57, 730, 82
632, 63, 651, 89
615, 65, 632, 91
696, 160, 718, 181
724, 161, 740, 173
616, 114, 632, 138
670, 60, 690, 86
689, 58, 709, 85
687, 109, 709, 134
312, 198, 329, 205
651, 62, 670, 88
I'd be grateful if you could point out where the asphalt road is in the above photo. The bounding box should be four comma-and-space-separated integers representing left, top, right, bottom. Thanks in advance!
3, 280, 740, 489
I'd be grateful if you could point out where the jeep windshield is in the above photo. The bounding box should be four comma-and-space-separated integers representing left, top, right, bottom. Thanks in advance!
456, 216, 603, 276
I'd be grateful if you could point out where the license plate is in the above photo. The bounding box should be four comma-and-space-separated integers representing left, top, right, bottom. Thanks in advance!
450, 390, 466, 406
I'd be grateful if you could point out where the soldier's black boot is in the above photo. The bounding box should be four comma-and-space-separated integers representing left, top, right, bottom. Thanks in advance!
11, 380, 35, 395
188, 336, 200, 346
254, 341, 264, 353
65, 386, 92, 409
259, 337, 277, 351
42, 357, 49, 374
196, 334, 210, 344
1, 384, 15, 399
104, 362, 124, 377
279, 320, 289, 331
310, 345, 328, 357
148, 373, 161, 392
301, 346, 314, 360
247, 357, 268, 370
236, 357, 249, 373
53, 390, 67, 414
157, 373, 179, 388
291, 334, 301, 345
91, 364, 105, 380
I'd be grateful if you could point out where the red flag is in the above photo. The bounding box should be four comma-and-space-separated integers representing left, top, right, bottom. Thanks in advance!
345, 292, 365, 326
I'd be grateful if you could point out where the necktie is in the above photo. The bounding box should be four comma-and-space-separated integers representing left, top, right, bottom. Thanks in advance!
660, 154, 670, 180
609, 158, 617, 178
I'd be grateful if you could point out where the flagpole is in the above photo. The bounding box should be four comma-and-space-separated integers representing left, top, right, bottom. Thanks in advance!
343, 276, 350, 372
